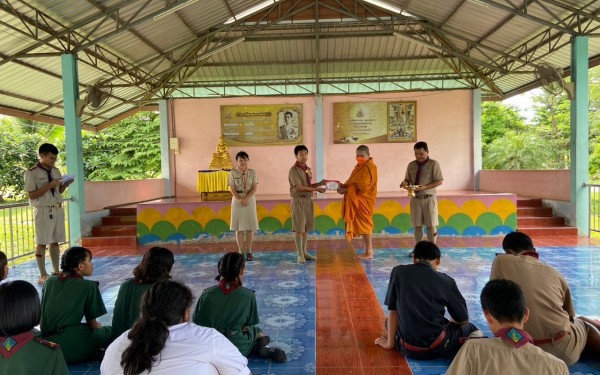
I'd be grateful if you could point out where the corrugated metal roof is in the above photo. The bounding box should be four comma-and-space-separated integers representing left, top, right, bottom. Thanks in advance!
0, 0, 599, 129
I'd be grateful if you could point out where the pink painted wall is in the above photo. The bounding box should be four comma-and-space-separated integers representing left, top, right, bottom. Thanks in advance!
322, 91, 473, 192
84, 179, 166, 212
480, 170, 570, 201
171, 91, 473, 196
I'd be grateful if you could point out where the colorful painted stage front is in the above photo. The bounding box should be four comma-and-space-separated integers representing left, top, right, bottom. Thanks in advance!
136, 191, 517, 245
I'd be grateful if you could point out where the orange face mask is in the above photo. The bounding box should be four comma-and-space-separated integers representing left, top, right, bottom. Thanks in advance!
356, 156, 367, 164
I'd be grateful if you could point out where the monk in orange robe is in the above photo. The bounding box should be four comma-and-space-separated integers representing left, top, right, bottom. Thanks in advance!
338, 145, 378, 259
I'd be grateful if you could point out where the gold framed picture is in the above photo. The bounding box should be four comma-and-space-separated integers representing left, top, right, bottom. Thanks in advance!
387, 102, 417, 142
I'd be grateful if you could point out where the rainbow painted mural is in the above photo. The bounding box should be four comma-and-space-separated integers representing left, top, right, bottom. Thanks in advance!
137, 195, 516, 245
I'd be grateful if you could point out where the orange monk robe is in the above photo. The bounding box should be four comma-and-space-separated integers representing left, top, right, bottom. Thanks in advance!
342, 158, 378, 241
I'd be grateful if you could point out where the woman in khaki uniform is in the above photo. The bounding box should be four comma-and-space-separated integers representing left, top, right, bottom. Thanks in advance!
229, 151, 259, 261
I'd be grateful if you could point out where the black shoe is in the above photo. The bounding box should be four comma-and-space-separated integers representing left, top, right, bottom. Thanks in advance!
256, 335, 270, 347
258, 346, 287, 363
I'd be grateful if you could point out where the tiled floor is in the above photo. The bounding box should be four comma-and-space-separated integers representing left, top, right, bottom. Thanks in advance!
4, 236, 600, 374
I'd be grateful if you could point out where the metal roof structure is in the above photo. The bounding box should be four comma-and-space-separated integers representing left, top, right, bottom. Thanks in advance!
1, 0, 599, 130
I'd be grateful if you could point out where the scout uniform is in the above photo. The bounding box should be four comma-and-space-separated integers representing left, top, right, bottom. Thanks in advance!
404, 158, 443, 227
228, 169, 259, 231
0, 330, 68, 375
490, 253, 588, 365
24, 163, 65, 245
288, 164, 314, 232
385, 260, 479, 359
40, 275, 113, 364
192, 283, 262, 356
111, 278, 153, 339
446, 328, 569, 375
102, 322, 251, 375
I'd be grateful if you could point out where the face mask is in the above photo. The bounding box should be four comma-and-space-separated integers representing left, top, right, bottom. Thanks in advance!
356, 156, 367, 164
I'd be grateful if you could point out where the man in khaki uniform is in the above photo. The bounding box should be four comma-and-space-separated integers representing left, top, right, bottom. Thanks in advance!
24, 143, 73, 284
490, 232, 600, 365
288, 145, 325, 264
447, 279, 568, 375
400, 141, 443, 245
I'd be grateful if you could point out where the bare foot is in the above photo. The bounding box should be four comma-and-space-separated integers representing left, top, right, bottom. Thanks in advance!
356, 253, 374, 260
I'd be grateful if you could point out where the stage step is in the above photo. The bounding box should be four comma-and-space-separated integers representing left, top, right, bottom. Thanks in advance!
82, 206, 138, 248
515, 197, 577, 237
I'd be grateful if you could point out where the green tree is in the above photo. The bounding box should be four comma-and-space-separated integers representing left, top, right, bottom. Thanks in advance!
530, 90, 571, 169
0, 117, 52, 202
481, 101, 525, 146
483, 130, 554, 170
82, 111, 161, 180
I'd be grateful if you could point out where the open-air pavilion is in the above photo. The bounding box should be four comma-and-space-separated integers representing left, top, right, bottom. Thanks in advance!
1, 1, 600, 374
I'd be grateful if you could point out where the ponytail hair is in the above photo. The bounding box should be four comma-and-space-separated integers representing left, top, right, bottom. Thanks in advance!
132, 247, 174, 283
120, 279, 193, 375
60, 246, 92, 275
215, 252, 245, 286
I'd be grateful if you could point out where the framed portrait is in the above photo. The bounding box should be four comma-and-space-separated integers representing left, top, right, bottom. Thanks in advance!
387, 102, 417, 142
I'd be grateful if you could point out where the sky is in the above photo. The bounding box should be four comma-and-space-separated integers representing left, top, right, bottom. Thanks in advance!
502, 88, 541, 123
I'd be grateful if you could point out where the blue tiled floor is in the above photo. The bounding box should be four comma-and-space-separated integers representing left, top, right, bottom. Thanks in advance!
362, 246, 600, 375
6, 251, 316, 375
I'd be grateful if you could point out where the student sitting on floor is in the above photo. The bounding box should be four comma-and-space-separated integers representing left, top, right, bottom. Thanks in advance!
375, 241, 482, 359
40, 246, 113, 364
446, 279, 568, 374
192, 252, 287, 363
0, 280, 69, 374
101, 279, 250, 375
490, 231, 600, 365
0, 250, 8, 280
111, 246, 174, 338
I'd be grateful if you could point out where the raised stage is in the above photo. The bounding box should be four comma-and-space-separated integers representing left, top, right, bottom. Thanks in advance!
136, 191, 517, 245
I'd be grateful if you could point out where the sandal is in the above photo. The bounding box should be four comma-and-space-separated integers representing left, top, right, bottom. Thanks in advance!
246, 253, 254, 261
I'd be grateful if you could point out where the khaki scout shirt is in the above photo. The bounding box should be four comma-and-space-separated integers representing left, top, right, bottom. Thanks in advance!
24, 165, 62, 208
490, 254, 574, 339
289, 165, 312, 199
404, 158, 443, 195
446, 338, 569, 375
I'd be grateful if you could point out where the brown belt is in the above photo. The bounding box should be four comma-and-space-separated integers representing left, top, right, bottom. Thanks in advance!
401, 329, 447, 352
414, 194, 433, 199
47, 203, 62, 208
533, 331, 567, 345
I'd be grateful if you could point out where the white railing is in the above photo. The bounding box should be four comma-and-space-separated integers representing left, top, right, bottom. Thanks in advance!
588, 183, 600, 234
0, 200, 70, 262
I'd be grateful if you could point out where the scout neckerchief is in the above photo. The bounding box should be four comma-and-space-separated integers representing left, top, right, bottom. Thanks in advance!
415, 158, 429, 185
0, 330, 34, 359
238, 168, 248, 193
294, 161, 311, 186
37, 162, 55, 196
218, 279, 240, 295
494, 327, 533, 348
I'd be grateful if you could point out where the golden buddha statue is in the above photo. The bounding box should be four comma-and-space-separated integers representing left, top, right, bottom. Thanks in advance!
209, 136, 233, 170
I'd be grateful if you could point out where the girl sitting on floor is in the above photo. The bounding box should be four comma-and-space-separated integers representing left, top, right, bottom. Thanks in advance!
0, 280, 69, 374
192, 252, 287, 363
40, 246, 113, 364
101, 279, 250, 375
111, 246, 174, 338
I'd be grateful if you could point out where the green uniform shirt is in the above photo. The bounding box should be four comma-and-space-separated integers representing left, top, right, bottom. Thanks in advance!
111, 278, 153, 338
41, 276, 113, 364
0, 337, 68, 375
192, 285, 262, 356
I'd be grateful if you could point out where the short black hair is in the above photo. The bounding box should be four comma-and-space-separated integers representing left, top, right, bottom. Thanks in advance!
39, 143, 59, 155
285, 111, 293, 117
414, 141, 428, 152
236, 151, 249, 161
294, 145, 308, 155
0, 280, 41, 336
412, 241, 441, 261
480, 279, 526, 323
133, 247, 174, 283
502, 232, 534, 254
356, 145, 370, 155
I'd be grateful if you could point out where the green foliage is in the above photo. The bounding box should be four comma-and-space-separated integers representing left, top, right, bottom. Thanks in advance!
82, 112, 161, 181
483, 130, 553, 170
0, 117, 65, 202
481, 101, 525, 146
